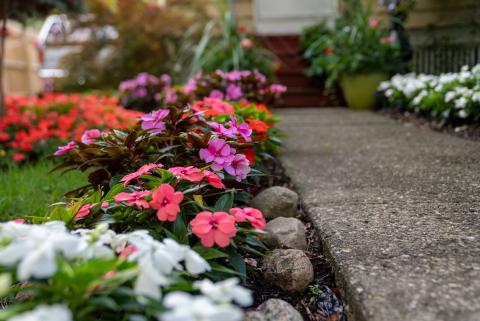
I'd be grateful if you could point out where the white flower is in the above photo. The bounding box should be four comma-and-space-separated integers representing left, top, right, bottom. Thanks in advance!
8, 304, 72, 321
385, 89, 393, 97
184, 249, 210, 275
472, 92, 480, 103
161, 292, 243, 321
454, 97, 467, 109
459, 109, 468, 118
445, 91, 456, 103
134, 256, 169, 300
194, 278, 252, 307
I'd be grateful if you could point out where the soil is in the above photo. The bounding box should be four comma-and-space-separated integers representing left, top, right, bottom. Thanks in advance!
246, 158, 346, 321
378, 108, 480, 142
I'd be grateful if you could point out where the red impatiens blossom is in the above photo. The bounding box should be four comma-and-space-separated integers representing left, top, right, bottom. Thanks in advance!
190, 211, 237, 248
149, 184, 184, 222
230, 207, 266, 229
169, 166, 204, 182
12, 153, 25, 162
120, 163, 163, 186
1, 94, 141, 161
114, 191, 152, 209
247, 119, 268, 133
203, 170, 225, 189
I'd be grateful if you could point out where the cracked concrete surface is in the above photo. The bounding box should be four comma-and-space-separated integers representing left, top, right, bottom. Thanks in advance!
278, 108, 480, 321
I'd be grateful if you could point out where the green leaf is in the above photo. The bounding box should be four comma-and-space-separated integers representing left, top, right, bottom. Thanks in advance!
214, 192, 234, 212
226, 247, 246, 283
192, 246, 228, 260
105, 183, 126, 200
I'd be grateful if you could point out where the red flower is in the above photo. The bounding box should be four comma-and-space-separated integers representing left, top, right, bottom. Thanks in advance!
203, 170, 225, 189
12, 153, 25, 161
247, 119, 268, 133
244, 148, 256, 164
324, 47, 334, 55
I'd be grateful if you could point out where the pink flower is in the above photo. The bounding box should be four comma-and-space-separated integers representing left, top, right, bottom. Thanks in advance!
203, 170, 225, 189
114, 191, 152, 209
190, 211, 237, 248
240, 38, 253, 48
169, 166, 204, 182
369, 17, 380, 28
149, 184, 184, 222
119, 245, 138, 258
209, 90, 224, 99
224, 154, 250, 181
101, 201, 109, 208
227, 116, 252, 142
53, 141, 77, 156
140, 109, 169, 134
380, 35, 395, 45
120, 163, 163, 186
14, 219, 25, 224
269, 84, 287, 94
225, 84, 243, 100
199, 138, 236, 171
230, 207, 266, 229
81, 129, 101, 144
75, 203, 96, 220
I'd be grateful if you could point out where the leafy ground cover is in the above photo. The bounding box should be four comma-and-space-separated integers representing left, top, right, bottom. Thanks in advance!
0, 160, 87, 220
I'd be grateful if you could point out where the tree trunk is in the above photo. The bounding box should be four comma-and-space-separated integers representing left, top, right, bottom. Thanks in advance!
0, 0, 8, 118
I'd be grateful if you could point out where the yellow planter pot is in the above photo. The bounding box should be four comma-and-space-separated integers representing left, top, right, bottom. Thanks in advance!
340, 73, 388, 110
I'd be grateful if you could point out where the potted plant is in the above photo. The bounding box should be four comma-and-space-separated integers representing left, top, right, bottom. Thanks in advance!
302, 3, 404, 109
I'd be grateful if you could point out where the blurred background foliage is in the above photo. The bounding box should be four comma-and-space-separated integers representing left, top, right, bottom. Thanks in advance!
55, 0, 277, 92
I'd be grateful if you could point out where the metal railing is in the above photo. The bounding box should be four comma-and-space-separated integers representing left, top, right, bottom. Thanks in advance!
413, 44, 480, 74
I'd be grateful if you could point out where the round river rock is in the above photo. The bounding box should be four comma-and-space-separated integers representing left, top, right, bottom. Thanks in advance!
261, 217, 307, 250
244, 298, 304, 321
262, 249, 314, 293
251, 186, 298, 219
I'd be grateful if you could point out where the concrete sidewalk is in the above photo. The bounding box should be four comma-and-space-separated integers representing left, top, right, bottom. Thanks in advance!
278, 108, 480, 321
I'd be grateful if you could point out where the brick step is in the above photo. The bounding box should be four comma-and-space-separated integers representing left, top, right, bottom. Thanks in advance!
275, 87, 344, 108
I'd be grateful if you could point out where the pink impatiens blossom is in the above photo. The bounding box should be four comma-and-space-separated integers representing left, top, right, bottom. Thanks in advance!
209, 90, 224, 99
203, 170, 225, 189
269, 84, 287, 94
140, 109, 169, 134
114, 191, 152, 209
169, 166, 204, 182
227, 116, 252, 142
224, 154, 250, 181
53, 141, 77, 156
190, 211, 237, 248
225, 84, 243, 100
81, 129, 102, 144
230, 207, 266, 229
120, 163, 163, 186
75, 203, 96, 220
199, 138, 236, 171
149, 184, 184, 222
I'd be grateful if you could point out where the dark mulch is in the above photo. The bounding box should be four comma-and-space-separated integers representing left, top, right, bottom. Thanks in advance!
245, 159, 345, 321
378, 108, 480, 142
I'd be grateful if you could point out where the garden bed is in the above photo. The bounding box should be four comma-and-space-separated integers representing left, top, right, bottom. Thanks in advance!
0, 70, 344, 321
378, 108, 480, 142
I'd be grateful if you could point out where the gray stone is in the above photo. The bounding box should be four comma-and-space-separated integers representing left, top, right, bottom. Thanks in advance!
262, 249, 313, 293
243, 311, 267, 321
278, 108, 480, 321
255, 299, 304, 321
261, 217, 307, 250
251, 186, 299, 219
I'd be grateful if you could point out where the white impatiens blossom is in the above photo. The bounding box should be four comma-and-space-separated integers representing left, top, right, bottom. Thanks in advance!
455, 97, 467, 109
161, 292, 243, 321
8, 304, 72, 321
0, 221, 89, 280
194, 278, 253, 307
